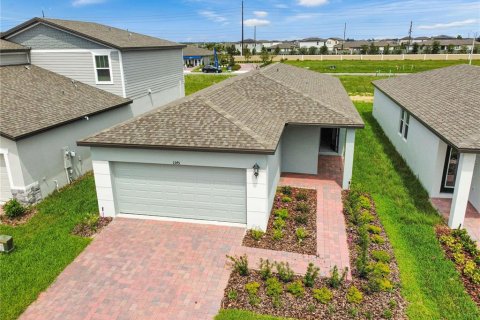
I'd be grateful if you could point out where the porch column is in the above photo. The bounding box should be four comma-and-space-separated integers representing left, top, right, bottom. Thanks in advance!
342, 128, 356, 189
448, 153, 476, 228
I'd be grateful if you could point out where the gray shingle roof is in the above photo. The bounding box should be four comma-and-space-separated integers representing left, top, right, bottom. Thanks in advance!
3, 18, 184, 50
0, 65, 132, 140
0, 39, 29, 52
373, 64, 480, 153
79, 63, 363, 153
183, 46, 214, 57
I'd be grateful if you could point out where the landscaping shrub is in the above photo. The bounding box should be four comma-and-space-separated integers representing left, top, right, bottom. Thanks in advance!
250, 228, 264, 241
367, 262, 391, 278
259, 258, 273, 280
227, 289, 238, 300
245, 282, 261, 306
367, 224, 382, 234
296, 227, 308, 243
286, 280, 305, 297
452, 228, 479, 256
313, 287, 333, 304
227, 255, 249, 276
295, 201, 309, 213
294, 213, 308, 225
273, 217, 286, 229
295, 191, 308, 201
371, 234, 385, 244
280, 185, 292, 195
356, 226, 370, 278
265, 277, 283, 307
358, 195, 371, 210
3, 199, 26, 218
281, 196, 292, 203
360, 212, 375, 224
368, 277, 393, 292
346, 286, 363, 304
274, 208, 289, 220
383, 309, 393, 319
275, 262, 294, 282
327, 265, 347, 289
303, 262, 319, 287
371, 250, 391, 263
272, 228, 284, 241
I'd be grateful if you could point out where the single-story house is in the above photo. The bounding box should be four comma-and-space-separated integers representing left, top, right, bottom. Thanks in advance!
372, 65, 480, 228
183, 45, 213, 67
78, 63, 364, 230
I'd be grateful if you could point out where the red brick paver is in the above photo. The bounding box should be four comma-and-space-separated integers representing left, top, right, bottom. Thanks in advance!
19, 219, 245, 320
431, 198, 480, 248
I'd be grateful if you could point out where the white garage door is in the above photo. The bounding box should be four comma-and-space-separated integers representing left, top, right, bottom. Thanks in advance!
113, 162, 246, 223
0, 155, 12, 202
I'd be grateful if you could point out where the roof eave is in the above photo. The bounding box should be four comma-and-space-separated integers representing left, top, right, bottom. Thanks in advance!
121, 44, 186, 51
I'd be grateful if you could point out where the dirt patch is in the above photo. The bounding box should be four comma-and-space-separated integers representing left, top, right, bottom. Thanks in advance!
350, 95, 374, 102
0, 208, 37, 226
72, 216, 112, 237
243, 187, 317, 255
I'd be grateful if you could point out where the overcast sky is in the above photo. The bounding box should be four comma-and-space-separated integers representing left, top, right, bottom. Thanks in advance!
1, 0, 479, 42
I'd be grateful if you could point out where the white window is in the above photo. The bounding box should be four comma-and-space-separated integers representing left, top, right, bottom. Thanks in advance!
94, 55, 112, 83
399, 109, 410, 140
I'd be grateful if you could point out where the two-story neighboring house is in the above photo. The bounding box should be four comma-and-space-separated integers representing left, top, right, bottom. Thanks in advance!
298, 37, 326, 49
0, 18, 185, 205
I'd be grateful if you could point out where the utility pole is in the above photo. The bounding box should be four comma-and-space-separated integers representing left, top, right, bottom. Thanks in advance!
407, 21, 413, 53
42, 9, 45, 18
342, 22, 346, 50
241, 0, 244, 56
469, 32, 477, 65
254, 25, 256, 53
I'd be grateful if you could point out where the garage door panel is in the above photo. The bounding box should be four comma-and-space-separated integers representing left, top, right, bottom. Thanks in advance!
113, 162, 246, 223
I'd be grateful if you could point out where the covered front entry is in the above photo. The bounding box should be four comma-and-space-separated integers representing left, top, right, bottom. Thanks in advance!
113, 162, 247, 224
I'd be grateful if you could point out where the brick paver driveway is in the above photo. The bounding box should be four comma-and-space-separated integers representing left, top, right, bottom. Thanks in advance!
20, 219, 245, 320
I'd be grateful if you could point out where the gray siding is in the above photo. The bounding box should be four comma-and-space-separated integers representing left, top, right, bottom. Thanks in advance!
30, 50, 124, 97
0, 52, 29, 66
122, 49, 183, 99
8, 23, 107, 49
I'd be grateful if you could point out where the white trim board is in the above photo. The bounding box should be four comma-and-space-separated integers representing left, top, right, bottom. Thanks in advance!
117, 213, 247, 229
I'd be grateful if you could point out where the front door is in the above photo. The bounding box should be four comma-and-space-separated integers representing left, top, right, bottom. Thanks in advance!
320, 128, 339, 153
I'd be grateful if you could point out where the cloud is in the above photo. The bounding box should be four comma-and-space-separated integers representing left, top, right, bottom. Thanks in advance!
244, 18, 270, 27
72, 0, 105, 6
274, 4, 288, 8
418, 19, 478, 30
198, 10, 228, 23
297, 0, 328, 7
254, 11, 268, 17
285, 13, 321, 22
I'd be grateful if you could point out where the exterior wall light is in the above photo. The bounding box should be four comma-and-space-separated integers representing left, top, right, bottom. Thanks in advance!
253, 163, 260, 178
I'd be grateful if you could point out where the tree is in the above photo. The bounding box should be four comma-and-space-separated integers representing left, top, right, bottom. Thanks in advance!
308, 46, 317, 55
431, 41, 440, 54
360, 44, 368, 54
383, 44, 390, 55
457, 35, 463, 39
260, 46, 271, 65
274, 46, 281, 55
243, 47, 251, 62
459, 45, 468, 54
412, 42, 419, 54
319, 44, 328, 55
368, 42, 379, 54
298, 47, 308, 55
446, 44, 454, 53
252, 47, 257, 55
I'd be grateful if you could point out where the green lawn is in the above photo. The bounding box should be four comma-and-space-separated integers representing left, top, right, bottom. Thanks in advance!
185, 74, 234, 96
215, 310, 293, 320
0, 174, 97, 320
352, 102, 479, 320
285, 59, 480, 74
336, 75, 389, 96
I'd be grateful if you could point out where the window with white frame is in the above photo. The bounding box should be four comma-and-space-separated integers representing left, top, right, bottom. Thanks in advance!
399, 109, 410, 140
94, 55, 111, 82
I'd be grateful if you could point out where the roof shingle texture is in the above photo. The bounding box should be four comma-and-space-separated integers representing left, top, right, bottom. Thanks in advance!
80, 63, 363, 153
373, 64, 480, 152
0, 65, 131, 140
4, 18, 183, 50
183, 46, 214, 57
0, 39, 29, 52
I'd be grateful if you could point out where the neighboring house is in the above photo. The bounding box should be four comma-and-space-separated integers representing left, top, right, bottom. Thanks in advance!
0, 18, 185, 204
267, 42, 298, 54
78, 63, 364, 230
337, 40, 398, 54
421, 39, 479, 52
183, 45, 213, 67
298, 37, 326, 49
234, 38, 264, 53
372, 65, 480, 229
2, 17, 186, 108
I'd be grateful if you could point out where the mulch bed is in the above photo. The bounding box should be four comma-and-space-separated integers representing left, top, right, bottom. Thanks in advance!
243, 187, 317, 255
72, 217, 112, 237
435, 225, 480, 307
0, 208, 36, 226
222, 191, 407, 319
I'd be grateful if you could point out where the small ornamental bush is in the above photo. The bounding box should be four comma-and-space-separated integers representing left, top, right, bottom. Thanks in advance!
346, 286, 363, 304
453, 252, 466, 266
356, 247, 369, 278
274, 208, 289, 220
464, 260, 480, 284
304, 263, 319, 287
452, 228, 479, 256
286, 280, 305, 297
250, 228, 265, 241
360, 212, 375, 224
368, 277, 393, 292
296, 227, 308, 243
281, 196, 292, 203
367, 262, 391, 277
266, 277, 283, 307
367, 224, 382, 234
383, 309, 393, 319
227, 289, 238, 300
227, 254, 249, 276
273, 217, 286, 230
295, 191, 308, 201
273, 228, 284, 241
294, 213, 308, 225
358, 195, 371, 210
295, 202, 309, 213
372, 250, 391, 263
245, 281, 260, 296
3, 199, 26, 218
276, 261, 294, 283
327, 265, 347, 289
313, 287, 333, 304
280, 185, 292, 195
259, 258, 273, 280
371, 234, 385, 244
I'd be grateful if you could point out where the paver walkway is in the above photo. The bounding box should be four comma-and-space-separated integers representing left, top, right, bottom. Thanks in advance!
431, 198, 480, 248
20, 219, 245, 320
